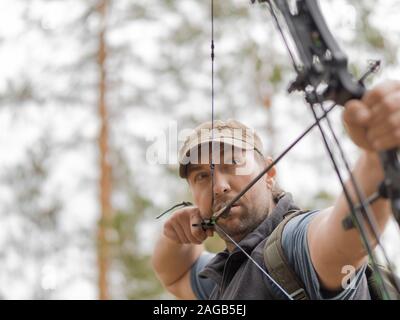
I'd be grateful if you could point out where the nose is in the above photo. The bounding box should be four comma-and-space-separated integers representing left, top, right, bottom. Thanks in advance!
212, 169, 231, 198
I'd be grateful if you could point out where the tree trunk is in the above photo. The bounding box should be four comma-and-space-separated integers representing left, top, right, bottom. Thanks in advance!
96, 0, 112, 300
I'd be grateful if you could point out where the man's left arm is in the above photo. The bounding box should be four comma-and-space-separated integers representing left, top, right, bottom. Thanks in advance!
308, 81, 400, 292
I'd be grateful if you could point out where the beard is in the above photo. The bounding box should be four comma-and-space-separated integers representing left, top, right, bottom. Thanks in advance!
215, 203, 268, 243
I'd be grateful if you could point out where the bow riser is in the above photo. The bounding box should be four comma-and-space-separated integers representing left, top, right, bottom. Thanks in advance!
256, 0, 365, 105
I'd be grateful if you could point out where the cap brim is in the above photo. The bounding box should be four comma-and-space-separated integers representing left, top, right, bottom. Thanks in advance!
179, 137, 256, 178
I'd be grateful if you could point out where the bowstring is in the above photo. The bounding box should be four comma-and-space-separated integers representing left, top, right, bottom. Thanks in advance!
266, 1, 300, 73
211, 0, 216, 226
214, 224, 294, 300
208, 0, 292, 300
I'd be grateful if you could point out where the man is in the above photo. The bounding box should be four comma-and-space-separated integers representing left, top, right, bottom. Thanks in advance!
152, 81, 400, 300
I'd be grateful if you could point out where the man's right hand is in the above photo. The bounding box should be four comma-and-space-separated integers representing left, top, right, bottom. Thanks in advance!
163, 206, 214, 245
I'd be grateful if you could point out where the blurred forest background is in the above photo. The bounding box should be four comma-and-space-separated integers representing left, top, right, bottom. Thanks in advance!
0, 0, 400, 299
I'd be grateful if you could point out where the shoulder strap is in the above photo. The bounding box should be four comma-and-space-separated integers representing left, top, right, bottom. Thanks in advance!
264, 210, 400, 301
366, 263, 400, 300
264, 209, 310, 300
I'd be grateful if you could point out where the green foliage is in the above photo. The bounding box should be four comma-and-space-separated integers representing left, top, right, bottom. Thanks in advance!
111, 206, 164, 299
0, 134, 64, 298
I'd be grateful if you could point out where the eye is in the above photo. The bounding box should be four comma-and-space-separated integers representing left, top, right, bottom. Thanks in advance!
194, 171, 210, 182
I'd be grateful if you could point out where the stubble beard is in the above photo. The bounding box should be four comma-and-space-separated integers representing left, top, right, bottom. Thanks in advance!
216, 200, 270, 245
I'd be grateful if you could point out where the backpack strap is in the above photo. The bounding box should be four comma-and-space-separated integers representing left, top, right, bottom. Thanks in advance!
264, 210, 400, 301
366, 263, 400, 300
264, 209, 310, 300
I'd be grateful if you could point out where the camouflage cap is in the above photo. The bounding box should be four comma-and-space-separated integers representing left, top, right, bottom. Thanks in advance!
178, 119, 264, 178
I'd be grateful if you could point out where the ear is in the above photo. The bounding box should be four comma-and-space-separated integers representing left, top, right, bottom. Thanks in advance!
264, 156, 277, 188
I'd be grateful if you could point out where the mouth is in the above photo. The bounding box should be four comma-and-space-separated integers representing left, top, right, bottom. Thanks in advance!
214, 202, 240, 217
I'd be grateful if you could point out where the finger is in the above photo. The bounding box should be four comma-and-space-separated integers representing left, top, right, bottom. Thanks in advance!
370, 91, 400, 123
367, 111, 400, 143
164, 227, 180, 243
191, 225, 207, 243
177, 218, 202, 244
343, 100, 372, 127
172, 221, 191, 244
190, 210, 207, 242
190, 215, 207, 243
373, 132, 400, 151
362, 80, 400, 108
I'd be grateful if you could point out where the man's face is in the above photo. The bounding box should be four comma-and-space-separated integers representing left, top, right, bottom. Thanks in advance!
186, 143, 276, 243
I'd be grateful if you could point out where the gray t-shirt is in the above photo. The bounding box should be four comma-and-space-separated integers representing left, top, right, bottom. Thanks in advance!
190, 210, 369, 300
